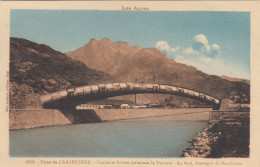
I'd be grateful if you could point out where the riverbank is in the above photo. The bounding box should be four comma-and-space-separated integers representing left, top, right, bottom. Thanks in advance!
182, 111, 249, 158
9, 108, 212, 130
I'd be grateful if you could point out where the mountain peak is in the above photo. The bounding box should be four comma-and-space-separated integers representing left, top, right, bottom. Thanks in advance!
89, 38, 112, 44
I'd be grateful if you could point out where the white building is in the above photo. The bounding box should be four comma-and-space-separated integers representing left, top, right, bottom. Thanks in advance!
180, 103, 189, 108
76, 104, 112, 110
121, 104, 130, 109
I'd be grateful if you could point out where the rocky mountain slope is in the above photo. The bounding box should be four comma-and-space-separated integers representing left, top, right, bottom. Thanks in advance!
67, 38, 250, 103
221, 75, 250, 85
10, 38, 110, 108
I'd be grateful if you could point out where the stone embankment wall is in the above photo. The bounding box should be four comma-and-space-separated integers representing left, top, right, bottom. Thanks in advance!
9, 108, 102, 130
94, 108, 211, 121
9, 108, 212, 130
9, 109, 72, 130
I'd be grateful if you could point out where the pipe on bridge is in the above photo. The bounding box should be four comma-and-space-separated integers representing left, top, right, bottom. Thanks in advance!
40, 83, 221, 109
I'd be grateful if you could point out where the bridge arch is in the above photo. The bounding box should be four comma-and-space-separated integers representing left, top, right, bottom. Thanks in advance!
40, 83, 221, 109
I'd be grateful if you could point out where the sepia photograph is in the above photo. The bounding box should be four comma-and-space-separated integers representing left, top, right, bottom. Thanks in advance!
1, 1, 260, 167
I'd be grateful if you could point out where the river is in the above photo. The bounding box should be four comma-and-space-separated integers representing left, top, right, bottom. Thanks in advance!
9, 111, 209, 158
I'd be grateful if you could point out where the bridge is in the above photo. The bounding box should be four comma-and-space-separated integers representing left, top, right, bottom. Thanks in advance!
40, 83, 221, 109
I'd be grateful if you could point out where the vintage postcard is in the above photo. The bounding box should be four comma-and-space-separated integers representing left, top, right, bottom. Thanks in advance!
0, 1, 260, 167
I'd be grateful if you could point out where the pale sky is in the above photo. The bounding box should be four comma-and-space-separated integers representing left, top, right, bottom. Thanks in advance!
11, 10, 250, 80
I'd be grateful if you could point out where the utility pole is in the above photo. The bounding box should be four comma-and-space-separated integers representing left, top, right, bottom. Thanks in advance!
135, 78, 137, 104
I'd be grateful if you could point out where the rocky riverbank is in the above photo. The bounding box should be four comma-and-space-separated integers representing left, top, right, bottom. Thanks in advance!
182, 124, 217, 157
182, 112, 249, 158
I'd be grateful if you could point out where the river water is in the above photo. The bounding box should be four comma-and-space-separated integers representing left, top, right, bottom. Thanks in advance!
10, 112, 209, 158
